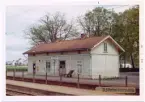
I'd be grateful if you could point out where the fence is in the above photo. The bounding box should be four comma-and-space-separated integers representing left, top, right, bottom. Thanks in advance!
119, 68, 139, 72
6, 70, 130, 88
6, 68, 27, 72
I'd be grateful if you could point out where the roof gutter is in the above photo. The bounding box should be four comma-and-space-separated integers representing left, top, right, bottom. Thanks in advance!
23, 48, 89, 55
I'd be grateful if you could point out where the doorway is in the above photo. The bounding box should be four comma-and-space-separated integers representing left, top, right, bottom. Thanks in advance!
33, 63, 36, 74
59, 61, 66, 76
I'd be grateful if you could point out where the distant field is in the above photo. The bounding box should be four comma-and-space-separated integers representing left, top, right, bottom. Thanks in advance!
6, 66, 28, 71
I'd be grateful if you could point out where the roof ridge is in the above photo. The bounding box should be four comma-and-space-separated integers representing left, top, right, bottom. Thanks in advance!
44, 36, 108, 44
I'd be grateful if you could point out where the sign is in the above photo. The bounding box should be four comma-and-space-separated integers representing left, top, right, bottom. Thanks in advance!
51, 56, 58, 60
95, 87, 136, 94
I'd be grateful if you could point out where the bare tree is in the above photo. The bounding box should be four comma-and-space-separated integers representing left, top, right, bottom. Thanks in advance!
25, 12, 79, 45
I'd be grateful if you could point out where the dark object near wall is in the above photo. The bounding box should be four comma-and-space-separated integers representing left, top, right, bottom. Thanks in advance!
119, 68, 139, 72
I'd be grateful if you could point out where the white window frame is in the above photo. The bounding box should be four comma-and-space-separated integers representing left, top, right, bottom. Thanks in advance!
104, 42, 107, 53
77, 60, 83, 74
46, 61, 51, 72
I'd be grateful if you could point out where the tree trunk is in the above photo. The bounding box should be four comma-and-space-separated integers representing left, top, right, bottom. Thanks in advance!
130, 54, 135, 68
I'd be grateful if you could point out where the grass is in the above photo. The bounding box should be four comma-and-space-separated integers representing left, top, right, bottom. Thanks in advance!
6, 65, 28, 71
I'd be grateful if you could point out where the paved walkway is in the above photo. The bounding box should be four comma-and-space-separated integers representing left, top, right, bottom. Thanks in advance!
6, 80, 121, 95
7, 72, 139, 88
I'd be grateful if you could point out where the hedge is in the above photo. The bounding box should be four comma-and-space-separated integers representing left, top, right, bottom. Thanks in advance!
6, 66, 28, 72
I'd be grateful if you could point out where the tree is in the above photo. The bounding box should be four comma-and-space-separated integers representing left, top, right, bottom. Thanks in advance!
112, 5, 139, 68
78, 7, 117, 36
26, 12, 78, 45
78, 6, 139, 67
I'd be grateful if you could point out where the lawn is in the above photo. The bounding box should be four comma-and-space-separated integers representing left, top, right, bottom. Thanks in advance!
6, 65, 28, 71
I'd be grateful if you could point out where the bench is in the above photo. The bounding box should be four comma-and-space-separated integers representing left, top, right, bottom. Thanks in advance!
64, 70, 74, 77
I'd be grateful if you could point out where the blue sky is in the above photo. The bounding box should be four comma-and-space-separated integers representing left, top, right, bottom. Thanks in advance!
6, 5, 132, 61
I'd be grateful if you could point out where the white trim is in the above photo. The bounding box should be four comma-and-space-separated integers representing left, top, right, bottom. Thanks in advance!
91, 35, 125, 52
109, 35, 125, 52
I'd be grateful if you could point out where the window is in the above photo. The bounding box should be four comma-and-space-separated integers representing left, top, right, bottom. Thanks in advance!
77, 61, 82, 74
104, 43, 107, 52
59, 61, 65, 68
46, 61, 51, 72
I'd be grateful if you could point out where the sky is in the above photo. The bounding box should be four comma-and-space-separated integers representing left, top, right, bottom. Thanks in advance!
6, 5, 133, 61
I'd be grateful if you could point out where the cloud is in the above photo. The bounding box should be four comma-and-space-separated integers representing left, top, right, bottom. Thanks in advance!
6, 33, 30, 60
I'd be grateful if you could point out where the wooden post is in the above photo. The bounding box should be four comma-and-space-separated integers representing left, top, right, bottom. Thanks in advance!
22, 70, 24, 81
99, 75, 101, 87
60, 74, 62, 85
13, 69, 15, 80
45, 72, 47, 84
59, 68, 63, 85
33, 72, 35, 83
53, 59, 55, 75
77, 74, 80, 88
125, 76, 128, 87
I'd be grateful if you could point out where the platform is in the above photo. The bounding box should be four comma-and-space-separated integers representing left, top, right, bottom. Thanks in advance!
6, 80, 122, 95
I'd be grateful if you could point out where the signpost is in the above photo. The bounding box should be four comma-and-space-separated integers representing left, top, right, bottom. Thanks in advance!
45, 70, 47, 84
125, 76, 128, 87
99, 75, 101, 87
33, 71, 35, 83
22, 70, 24, 81
77, 73, 80, 88
13, 69, 15, 80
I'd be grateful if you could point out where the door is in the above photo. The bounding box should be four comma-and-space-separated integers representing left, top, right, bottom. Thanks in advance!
59, 61, 66, 76
33, 63, 36, 74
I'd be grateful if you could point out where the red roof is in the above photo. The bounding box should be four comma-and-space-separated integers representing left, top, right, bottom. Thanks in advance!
23, 36, 119, 54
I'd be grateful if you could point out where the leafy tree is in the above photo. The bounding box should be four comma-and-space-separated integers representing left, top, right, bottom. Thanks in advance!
78, 6, 139, 67
112, 5, 139, 68
78, 7, 117, 36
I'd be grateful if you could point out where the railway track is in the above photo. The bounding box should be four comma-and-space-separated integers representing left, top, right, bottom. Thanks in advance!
6, 84, 73, 96
6, 88, 35, 96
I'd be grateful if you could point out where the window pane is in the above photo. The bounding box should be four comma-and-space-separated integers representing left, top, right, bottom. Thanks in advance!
104, 43, 107, 52
46, 61, 51, 72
